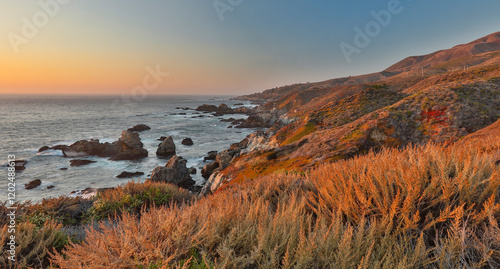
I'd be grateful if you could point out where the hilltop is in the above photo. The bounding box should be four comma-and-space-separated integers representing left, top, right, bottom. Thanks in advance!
236, 31, 500, 102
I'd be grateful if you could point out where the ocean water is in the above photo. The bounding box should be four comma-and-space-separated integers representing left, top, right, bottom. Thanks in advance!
0, 95, 255, 202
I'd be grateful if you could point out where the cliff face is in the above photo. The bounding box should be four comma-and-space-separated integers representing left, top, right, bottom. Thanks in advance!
205, 33, 500, 193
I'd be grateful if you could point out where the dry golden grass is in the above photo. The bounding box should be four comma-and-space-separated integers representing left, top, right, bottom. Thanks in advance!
0, 220, 70, 269
46, 133, 500, 268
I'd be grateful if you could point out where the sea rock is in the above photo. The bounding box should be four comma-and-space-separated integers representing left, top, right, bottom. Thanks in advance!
204, 151, 218, 161
70, 159, 96, 167
38, 146, 50, 152
55, 131, 148, 161
157, 136, 167, 141
52, 145, 70, 151
60, 167, 68, 171
2, 160, 28, 171
47, 185, 55, 189
148, 156, 195, 188
111, 131, 149, 160
195, 103, 235, 116
182, 138, 194, 146
218, 103, 231, 110
64, 139, 117, 157
25, 179, 41, 190
116, 171, 145, 178
13, 160, 28, 171
188, 167, 197, 174
220, 118, 236, 122
202, 161, 219, 178
127, 124, 151, 132
195, 104, 219, 112
119, 131, 143, 149
156, 136, 176, 158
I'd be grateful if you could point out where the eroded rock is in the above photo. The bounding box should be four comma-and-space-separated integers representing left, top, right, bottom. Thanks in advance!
156, 136, 176, 159
148, 156, 195, 188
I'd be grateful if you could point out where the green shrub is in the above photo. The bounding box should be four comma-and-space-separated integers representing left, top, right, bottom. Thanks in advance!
87, 181, 192, 221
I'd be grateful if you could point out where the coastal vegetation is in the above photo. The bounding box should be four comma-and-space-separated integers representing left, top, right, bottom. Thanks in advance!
2, 128, 499, 268
2, 31, 500, 268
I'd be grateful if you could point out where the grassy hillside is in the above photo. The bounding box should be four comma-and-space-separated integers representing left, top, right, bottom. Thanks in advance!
216, 64, 500, 186
2, 124, 499, 268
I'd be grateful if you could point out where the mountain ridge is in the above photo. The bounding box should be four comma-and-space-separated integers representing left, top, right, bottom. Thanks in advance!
237, 31, 500, 102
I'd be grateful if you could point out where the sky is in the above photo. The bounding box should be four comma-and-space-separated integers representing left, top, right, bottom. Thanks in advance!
0, 0, 499, 96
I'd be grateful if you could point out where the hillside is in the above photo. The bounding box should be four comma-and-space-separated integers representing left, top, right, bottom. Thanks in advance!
237, 31, 500, 102
386, 31, 500, 73
204, 32, 500, 192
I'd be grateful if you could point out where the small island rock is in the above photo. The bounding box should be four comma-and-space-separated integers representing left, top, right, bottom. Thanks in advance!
182, 138, 194, 146
156, 136, 176, 159
25, 179, 42, 190
127, 124, 151, 132
148, 156, 195, 188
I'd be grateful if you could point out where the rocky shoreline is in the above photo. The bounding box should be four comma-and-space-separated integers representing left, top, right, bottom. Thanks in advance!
30, 102, 278, 197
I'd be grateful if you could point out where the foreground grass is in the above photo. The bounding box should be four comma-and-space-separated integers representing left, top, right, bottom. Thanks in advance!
0, 181, 192, 268
1, 132, 499, 268
36, 134, 500, 268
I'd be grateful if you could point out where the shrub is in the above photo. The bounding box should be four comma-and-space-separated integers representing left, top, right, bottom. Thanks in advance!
26, 196, 94, 227
87, 180, 192, 221
0, 220, 70, 269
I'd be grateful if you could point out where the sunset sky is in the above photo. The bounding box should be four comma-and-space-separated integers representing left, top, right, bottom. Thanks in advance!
1, 0, 499, 96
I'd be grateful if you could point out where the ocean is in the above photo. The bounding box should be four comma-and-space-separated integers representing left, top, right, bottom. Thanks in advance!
0, 95, 255, 203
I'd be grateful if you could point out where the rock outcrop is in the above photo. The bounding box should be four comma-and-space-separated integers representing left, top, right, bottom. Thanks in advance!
182, 138, 194, 146
148, 156, 195, 188
195, 103, 241, 116
112, 131, 149, 160
70, 159, 97, 167
25, 179, 41, 190
216, 149, 239, 170
13, 160, 27, 171
38, 146, 50, 152
201, 161, 220, 178
156, 136, 176, 159
204, 151, 218, 161
116, 171, 145, 178
54, 130, 148, 161
200, 172, 228, 196
1, 160, 28, 171
127, 124, 151, 132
